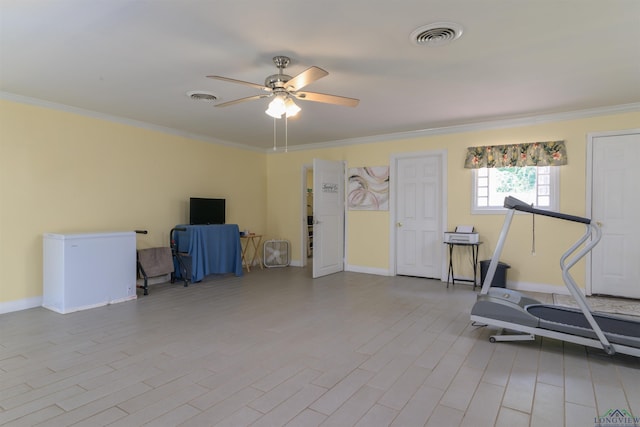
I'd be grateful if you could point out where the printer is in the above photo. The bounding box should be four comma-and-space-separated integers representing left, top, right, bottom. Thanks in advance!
444, 225, 479, 244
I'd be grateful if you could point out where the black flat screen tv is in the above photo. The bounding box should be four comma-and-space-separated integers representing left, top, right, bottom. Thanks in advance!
189, 197, 225, 225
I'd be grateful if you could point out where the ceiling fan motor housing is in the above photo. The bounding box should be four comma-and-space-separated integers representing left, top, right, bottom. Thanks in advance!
265, 73, 293, 90
266, 55, 293, 90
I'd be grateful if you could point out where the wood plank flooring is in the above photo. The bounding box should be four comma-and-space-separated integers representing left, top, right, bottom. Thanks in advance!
1, 267, 639, 426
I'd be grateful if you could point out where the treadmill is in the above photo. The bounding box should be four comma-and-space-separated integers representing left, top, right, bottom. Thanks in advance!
470, 196, 640, 357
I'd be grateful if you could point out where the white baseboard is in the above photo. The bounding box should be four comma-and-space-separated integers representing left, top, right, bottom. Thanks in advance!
506, 280, 571, 295
0, 296, 43, 314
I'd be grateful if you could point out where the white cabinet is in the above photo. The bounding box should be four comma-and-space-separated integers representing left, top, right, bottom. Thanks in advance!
43, 232, 137, 314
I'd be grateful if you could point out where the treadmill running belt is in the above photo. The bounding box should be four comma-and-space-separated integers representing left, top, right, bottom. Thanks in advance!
527, 304, 640, 341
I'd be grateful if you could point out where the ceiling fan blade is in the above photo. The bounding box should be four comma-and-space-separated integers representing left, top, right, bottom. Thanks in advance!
215, 94, 271, 108
284, 66, 328, 91
207, 75, 270, 92
294, 91, 359, 107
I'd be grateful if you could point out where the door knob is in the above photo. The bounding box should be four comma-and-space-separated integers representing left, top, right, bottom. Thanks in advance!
397, 222, 403, 227
596, 221, 603, 227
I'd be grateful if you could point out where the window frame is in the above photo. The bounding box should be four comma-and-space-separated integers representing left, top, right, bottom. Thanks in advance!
471, 166, 560, 214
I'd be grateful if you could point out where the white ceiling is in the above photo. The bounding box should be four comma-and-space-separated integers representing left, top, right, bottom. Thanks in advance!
2, 0, 639, 151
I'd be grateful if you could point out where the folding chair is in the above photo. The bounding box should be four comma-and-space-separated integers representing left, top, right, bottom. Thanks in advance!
136, 247, 175, 295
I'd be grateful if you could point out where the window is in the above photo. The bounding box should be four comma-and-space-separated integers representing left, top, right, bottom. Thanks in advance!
472, 166, 559, 214
464, 140, 566, 214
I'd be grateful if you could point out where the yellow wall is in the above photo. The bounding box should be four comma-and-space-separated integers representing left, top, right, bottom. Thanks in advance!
0, 100, 266, 305
266, 111, 640, 289
1, 96, 638, 309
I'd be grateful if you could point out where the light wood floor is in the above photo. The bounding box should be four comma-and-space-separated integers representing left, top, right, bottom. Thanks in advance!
1, 267, 639, 426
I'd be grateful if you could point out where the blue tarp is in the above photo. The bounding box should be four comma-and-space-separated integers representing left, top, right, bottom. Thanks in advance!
173, 224, 243, 282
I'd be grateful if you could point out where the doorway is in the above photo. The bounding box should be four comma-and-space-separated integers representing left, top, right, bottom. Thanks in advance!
390, 150, 447, 279
587, 129, 640, 298
301, 165, 313, 267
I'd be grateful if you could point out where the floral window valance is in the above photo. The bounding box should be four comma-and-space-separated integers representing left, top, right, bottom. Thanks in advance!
464, 140, 567, 169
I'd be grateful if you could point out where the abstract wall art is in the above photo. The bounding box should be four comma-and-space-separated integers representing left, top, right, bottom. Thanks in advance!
348, 166, 390, 211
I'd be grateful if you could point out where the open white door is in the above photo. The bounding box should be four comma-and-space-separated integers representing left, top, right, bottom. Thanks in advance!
313, 159, 345, 278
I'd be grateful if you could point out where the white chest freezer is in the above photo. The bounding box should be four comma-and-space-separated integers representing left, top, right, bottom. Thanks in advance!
43, 231, 137, 314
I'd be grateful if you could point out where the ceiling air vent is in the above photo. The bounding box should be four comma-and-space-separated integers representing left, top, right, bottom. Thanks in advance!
186, 91, 217, 102
410, 22, 463, 46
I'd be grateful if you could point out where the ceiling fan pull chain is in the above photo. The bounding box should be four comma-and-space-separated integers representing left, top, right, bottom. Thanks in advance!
285, 115, 288, 153
273, 117, 277, 151
531, 211, 536, 256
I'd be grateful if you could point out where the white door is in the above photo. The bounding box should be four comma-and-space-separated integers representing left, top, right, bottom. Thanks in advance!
590, 130, 640, 298
393, 152, 445, 278
313, 159, 345, 278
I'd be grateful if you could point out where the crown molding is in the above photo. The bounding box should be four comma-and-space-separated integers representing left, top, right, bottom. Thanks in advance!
3, 91, 638, 154
280, 102, 640, 153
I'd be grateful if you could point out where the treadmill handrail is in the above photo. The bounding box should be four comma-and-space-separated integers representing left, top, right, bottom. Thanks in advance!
504, 196, 591, 224
558, 222, 613, 354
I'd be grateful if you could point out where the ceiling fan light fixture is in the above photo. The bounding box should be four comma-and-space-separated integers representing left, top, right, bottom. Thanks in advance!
284, 97, 301, 117
266, 96, 286, 118
265, 95, 300, 119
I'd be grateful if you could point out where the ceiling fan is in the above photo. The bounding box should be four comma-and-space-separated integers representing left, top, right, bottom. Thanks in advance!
207, 56, 359, 118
